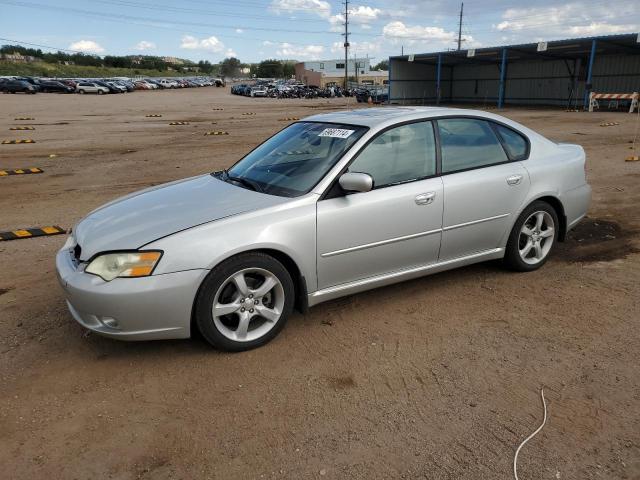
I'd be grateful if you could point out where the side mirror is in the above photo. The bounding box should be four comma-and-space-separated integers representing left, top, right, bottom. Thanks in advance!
339, 172, 373, 193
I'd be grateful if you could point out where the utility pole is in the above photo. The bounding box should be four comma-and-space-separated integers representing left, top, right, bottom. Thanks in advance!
343, 0, 349, 89
457, 2, 464, 51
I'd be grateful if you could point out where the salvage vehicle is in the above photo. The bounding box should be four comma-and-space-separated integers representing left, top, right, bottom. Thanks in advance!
56, 107, 591, 351
76, 81, 110, 94
0, 78, 37, 94
40, 80, 75, 93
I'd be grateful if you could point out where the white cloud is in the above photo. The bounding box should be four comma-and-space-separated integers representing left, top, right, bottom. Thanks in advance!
235, 28, 244, 34
270, 0, 331, 19
134, 40, 156, 51
262, 40, 275, 46
494, 4, 638, 40
180, 35, 224, 53
225, 48, 237, 58
382, 21, 457, 43
350, 5, 382, 23
276, 42, 324, 59
69, 40, 104, 54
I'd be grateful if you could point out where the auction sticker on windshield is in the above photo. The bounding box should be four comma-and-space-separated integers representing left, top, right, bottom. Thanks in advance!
318, 128, 355, 139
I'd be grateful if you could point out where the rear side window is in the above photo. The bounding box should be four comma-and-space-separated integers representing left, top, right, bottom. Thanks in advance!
438, 118, 509, 173
349, 121, 436, 188
494, 124, 528, 160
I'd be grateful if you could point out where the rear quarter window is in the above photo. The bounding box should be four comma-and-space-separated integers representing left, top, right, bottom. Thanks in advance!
494, 124, 529, 160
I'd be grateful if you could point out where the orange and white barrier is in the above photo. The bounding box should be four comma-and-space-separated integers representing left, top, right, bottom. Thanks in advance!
589, 92, 638, 113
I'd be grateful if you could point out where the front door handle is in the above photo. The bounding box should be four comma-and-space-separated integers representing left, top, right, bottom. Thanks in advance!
506, 174, 523, 186
415, 192, 436, 205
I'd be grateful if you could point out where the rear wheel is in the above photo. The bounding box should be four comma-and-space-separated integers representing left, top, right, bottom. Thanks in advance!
504, 201, 559, 271
79, 89, 85, 94
194, 253, 295, 351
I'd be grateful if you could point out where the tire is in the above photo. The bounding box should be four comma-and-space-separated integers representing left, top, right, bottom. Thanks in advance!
98, 90, 104, 95
79, 89, 85, 94
503, 200, 559, 272
194, 252, 295, 351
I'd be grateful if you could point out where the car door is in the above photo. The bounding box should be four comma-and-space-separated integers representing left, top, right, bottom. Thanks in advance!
436, 117, 530, 260
317, 121, 444, 289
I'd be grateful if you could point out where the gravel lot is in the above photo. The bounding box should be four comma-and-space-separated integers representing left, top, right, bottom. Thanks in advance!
1, 88, 639, 479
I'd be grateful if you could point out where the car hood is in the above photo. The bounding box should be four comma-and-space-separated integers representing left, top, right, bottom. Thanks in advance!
73, 174, 290, 260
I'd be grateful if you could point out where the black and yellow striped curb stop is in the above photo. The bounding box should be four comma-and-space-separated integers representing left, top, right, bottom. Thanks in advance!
600, 122, 620, 127
212, 108, 224, 111
2, 139, 36, 144
9, 126, 35, 131
145, 114, 163, 117
0, 167, 43, 176
626, 155, 639, 162
242, 112, 256, 115
204, 131, 229, 136
279, 117, 300, 121
169, 121, 190, 125
0, 226, 65, 241
14, 117, 35, 121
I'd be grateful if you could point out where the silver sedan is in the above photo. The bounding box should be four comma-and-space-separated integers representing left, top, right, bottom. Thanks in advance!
56, 107, 591, 351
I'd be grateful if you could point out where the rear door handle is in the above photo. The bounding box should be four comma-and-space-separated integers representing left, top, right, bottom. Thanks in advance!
506, 174, 523, 186
415, 192, 436, 205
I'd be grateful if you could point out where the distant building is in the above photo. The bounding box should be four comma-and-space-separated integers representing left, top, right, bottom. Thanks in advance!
162, 56, 184, 65
1, 52, 42, 63
295, 58, 388, 88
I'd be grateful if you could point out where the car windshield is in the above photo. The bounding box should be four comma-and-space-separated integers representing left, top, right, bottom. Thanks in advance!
225, 122, 367, 197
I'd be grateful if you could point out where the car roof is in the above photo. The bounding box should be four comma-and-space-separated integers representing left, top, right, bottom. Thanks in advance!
303, 106, 485, 128
302, 106, 555, 147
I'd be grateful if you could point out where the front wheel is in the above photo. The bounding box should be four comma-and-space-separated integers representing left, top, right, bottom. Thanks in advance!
194, 253, 295, 351
503, 201, 559, 271
79, 89, 85, 94
97, 90, 104, 95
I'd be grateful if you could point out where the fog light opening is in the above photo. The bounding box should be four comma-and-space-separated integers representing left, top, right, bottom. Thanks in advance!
100, 317, 120, 330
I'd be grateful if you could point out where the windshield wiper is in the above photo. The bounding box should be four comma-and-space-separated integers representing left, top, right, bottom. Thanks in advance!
220, 169, 263, 193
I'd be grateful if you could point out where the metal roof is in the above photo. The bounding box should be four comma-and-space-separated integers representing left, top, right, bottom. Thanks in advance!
389, 33, 640, 66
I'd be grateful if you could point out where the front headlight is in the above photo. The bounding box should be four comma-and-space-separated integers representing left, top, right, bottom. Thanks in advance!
85, 251, 162, 282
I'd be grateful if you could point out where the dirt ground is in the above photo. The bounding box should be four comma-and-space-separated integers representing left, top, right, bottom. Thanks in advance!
0, 88, 639, 480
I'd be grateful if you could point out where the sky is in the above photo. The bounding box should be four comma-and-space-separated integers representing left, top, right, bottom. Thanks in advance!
1, 0, 639, 64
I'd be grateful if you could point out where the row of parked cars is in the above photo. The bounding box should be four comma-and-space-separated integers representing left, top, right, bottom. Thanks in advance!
0, 76, 223, 94
231, 81, 388, 103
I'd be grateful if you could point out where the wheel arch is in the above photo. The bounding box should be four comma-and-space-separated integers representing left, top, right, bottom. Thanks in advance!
190, 247, 309, 338
530, 195, 567, 241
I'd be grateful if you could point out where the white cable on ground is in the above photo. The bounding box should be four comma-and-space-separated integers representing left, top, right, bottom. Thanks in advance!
513, 388, 548, 480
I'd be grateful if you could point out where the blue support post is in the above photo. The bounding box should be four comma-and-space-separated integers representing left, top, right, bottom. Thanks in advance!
498, 48, 507, 109
436, 53, 442, 105
583, 39, 597, 110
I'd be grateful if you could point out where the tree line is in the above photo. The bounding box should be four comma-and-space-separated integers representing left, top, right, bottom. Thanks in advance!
1, 44, 299, 78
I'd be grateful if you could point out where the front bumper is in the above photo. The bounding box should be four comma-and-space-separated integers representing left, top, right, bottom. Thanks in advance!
56, 246, 207, 341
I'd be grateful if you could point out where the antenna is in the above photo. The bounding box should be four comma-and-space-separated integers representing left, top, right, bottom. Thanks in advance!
457, 2, 464, 50
342, 0, 349, 89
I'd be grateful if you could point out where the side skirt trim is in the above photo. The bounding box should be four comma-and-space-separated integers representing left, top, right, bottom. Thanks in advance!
309, 248, 504, 307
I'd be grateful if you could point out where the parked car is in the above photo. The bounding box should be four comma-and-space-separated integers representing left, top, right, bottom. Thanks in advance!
40, 80, 75, 93
250, 86, 267, 97
55, 107, 592, 351
0, 79, 37, 94
15, 76, 41, 91
76, 82, 110, 94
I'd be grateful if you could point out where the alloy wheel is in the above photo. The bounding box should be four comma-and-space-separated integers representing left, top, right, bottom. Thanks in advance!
518, 211, 555, 265
212, 268, 285, 342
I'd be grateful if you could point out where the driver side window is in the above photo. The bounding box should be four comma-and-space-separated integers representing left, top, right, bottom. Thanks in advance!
349, 121, 436, 188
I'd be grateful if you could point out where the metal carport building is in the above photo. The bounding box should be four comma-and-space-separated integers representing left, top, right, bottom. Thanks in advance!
388, 33, 640, 109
